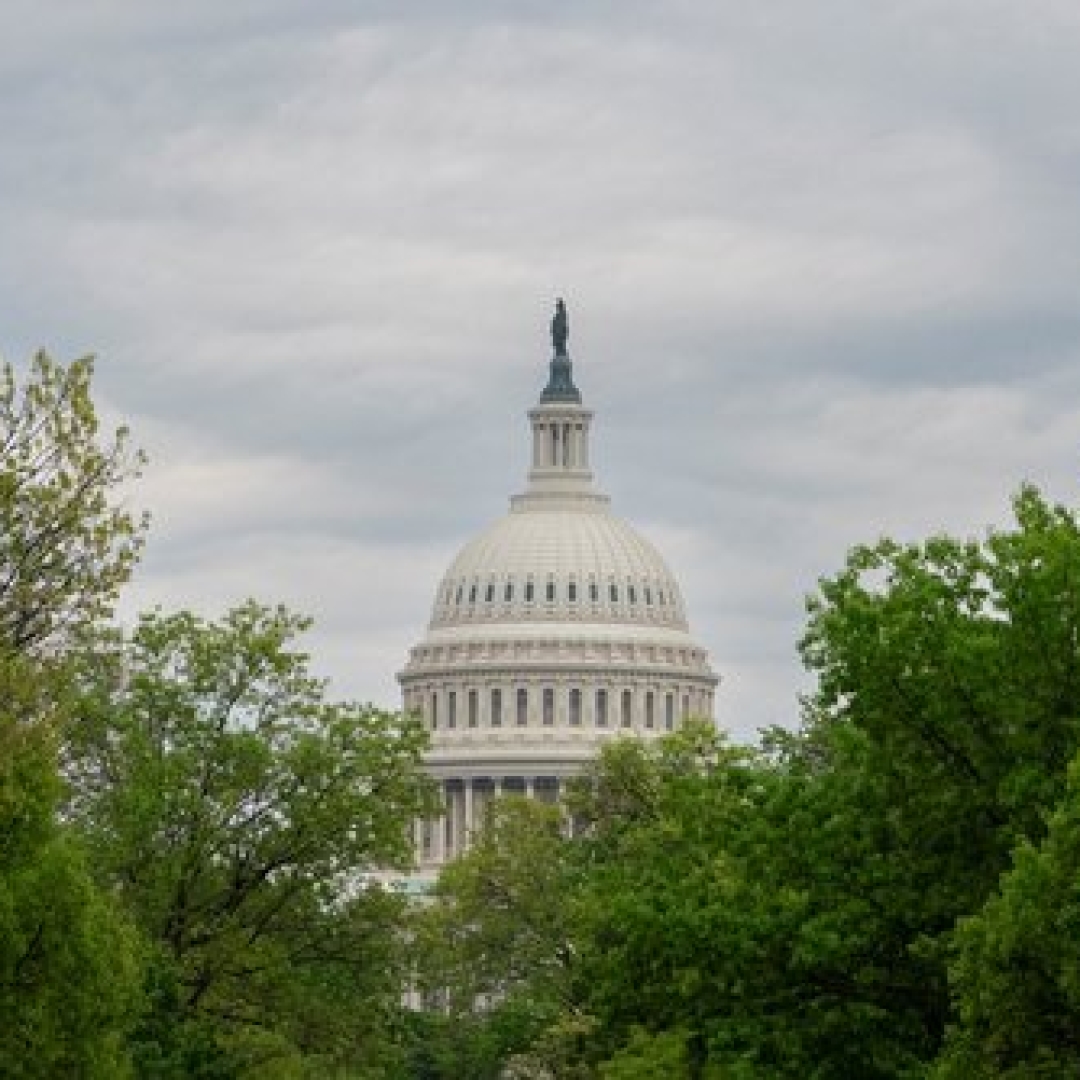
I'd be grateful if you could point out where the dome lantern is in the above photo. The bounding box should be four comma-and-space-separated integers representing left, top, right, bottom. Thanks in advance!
521, 299, 602, 508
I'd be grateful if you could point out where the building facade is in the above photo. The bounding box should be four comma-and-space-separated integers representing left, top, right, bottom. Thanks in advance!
398, 304, 718, 872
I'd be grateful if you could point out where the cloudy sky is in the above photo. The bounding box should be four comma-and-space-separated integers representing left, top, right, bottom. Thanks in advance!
4, 1, 1080, 740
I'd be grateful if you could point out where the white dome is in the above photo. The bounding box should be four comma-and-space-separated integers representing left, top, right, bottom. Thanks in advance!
398, 309, 718, 873
429, 503, 688, 631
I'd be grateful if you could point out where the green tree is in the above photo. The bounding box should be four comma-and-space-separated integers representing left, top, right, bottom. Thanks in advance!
0, 352, 146, 657
568, 727, 809, 1077
0, 352, 147, 1077
411, 797, 579, 1079
0, 655, 142, 1078
68, 602, 435, 1078
796, 485, 1080, 1060
933, 751, 1080, 1078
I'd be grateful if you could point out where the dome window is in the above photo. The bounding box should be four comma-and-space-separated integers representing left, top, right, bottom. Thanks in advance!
645, 691, 655, 729
447, 691, 457, 729
516, 688, 528, 726
546, 578, 555, 602
542, 688, 555, 726
665, 693, 675, 731
430, 692, 438, 730
505, 580, 513, 602
568, 581, 578, 602
455, 585, 463, 604
569, 688, 581, 727
589, 580, 599, 603
485, 582, 495, 603
468, 690, 478, 728
658, 588, 666, 605
644, 586, 653, 605
621, 690, 633, 727
468, 584, 477, 603
609, 582, 619, 603
525, 580, 535, 603
628, 584, 637, 604
595, 689, 608, 727
491, 688, 503, 727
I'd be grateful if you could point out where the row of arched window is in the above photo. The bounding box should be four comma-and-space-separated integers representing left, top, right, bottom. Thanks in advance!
424, 686, 697, 732
440, 574, 676, 612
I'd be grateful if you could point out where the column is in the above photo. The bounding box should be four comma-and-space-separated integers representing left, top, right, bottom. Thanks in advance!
412, 817, 424, 867
445, 785, 457, 858
433, 781, 446, 865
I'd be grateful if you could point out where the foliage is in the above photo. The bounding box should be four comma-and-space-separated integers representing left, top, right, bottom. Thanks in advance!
0, 352, 147, 1076
597, 1028, 692, 1079
420, 797, 573, 1007
67, 602, 435, 1077
410, 796, 578, 1078
0, 351, 146, 658
0, 661, 142, 1078
793, 485, 1080, 1063
933, 751, 1080, 1078
802, 484, 1080, 864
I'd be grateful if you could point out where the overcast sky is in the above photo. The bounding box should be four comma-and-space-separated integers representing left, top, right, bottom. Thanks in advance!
4, 2, 1080, 740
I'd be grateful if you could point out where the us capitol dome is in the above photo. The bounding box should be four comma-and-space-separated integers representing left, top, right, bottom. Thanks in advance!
399, 301, 718, 870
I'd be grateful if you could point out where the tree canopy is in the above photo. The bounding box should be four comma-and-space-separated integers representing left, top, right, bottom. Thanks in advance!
0, 352, 145, 658
0, 353, 146, 1077
68, 602, 435, 1077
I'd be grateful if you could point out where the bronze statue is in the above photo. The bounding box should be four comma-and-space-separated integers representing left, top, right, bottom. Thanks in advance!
551, 298, 569, 356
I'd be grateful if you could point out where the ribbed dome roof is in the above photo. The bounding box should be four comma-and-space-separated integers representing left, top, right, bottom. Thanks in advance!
429, 502, 688, 631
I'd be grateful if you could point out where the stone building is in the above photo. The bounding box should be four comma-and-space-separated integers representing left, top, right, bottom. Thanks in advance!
398, 304, 718, 872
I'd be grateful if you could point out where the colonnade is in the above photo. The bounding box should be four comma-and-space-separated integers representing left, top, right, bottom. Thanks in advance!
416, 774, 569, 867
532, 418, 590, 470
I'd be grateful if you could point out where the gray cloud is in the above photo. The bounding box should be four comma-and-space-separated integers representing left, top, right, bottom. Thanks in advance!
4, 3, 1080, 740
